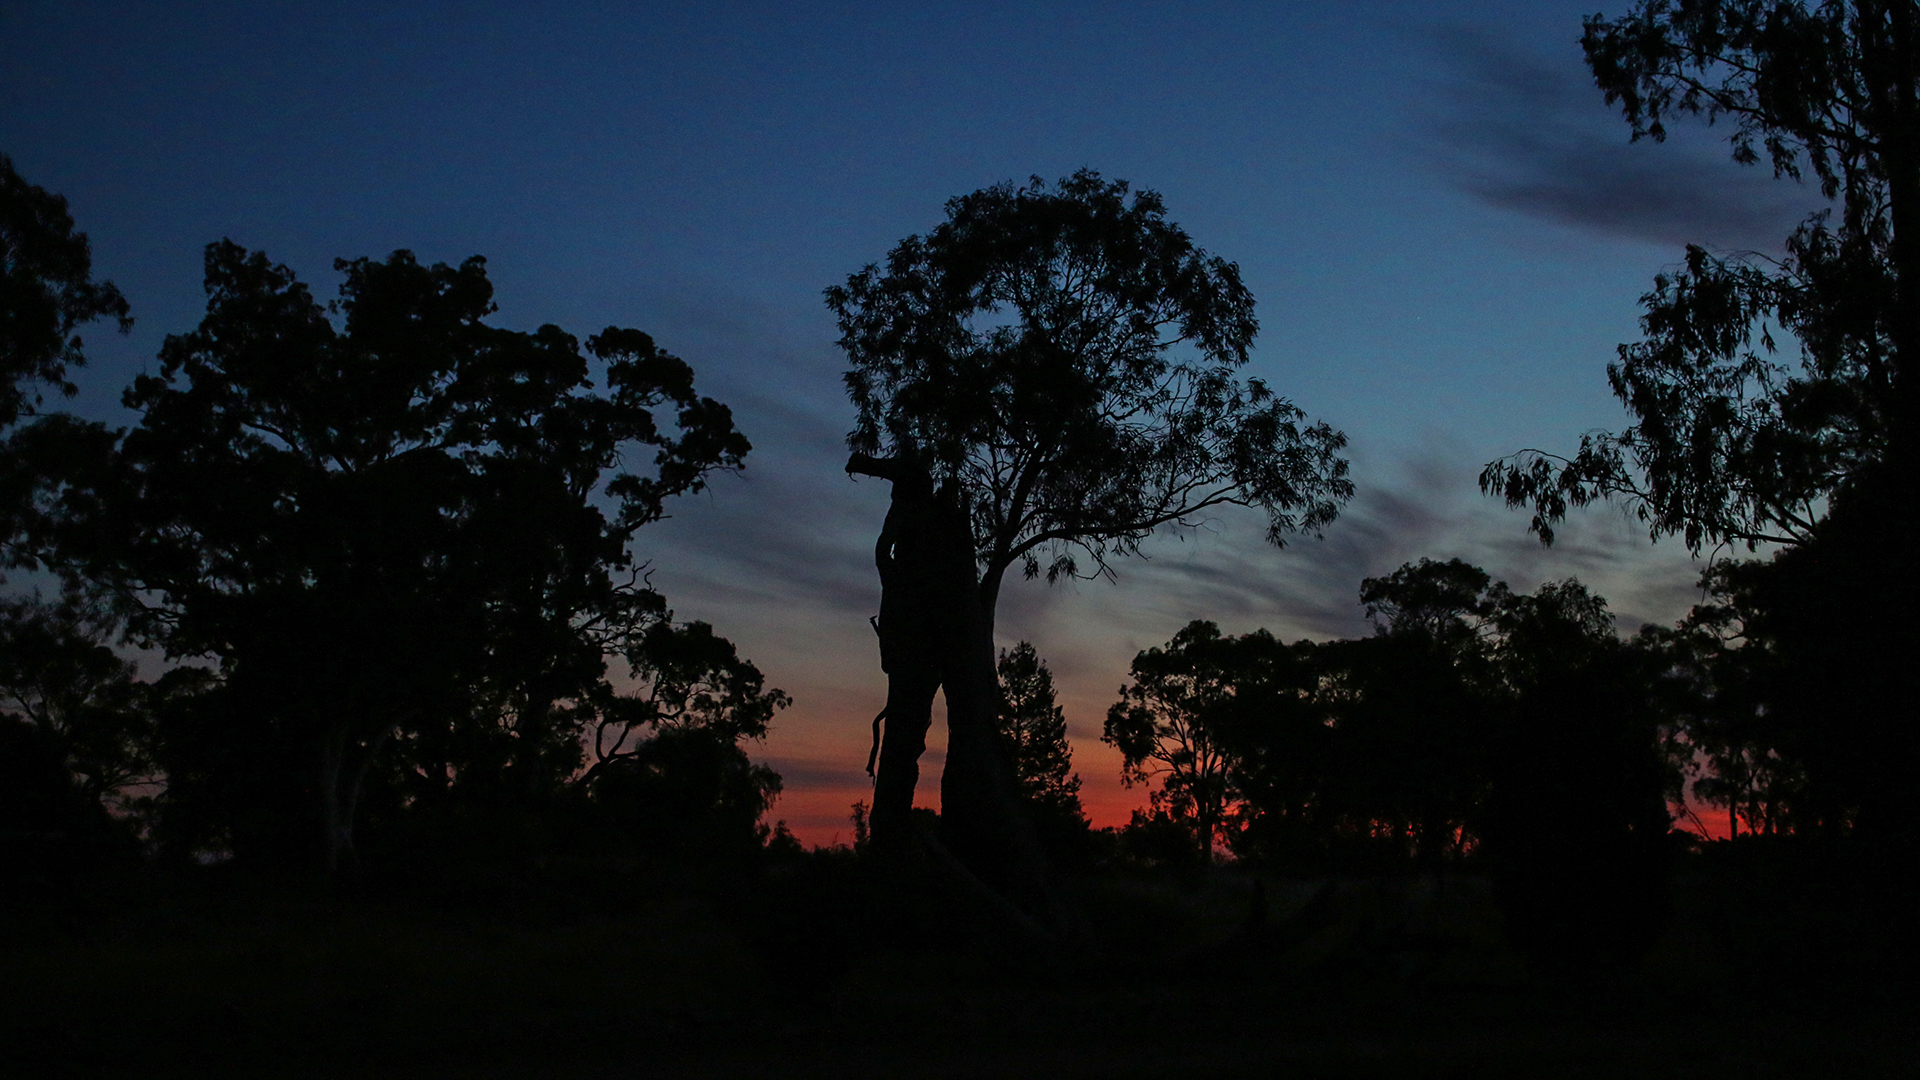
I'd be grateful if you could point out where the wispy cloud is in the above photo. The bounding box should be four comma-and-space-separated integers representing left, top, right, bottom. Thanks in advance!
1417, 24, 1823, 252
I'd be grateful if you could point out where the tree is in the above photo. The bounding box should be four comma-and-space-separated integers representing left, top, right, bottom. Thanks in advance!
572, 618, 790, 858
1478, 578, 1675, 976
0, 153, 131, 432
1478, 1, 1919, 845
1, 155, 132, 581
0, 596, 157, 875
994, 642, 1086, 849
38, 241, 753, 871
1635, 564, 1808, 839
0, 596, 153, 811
1481, 1, 1919, 550
1300, 560, 1510, 864
1104, 621, 1305, 863
831, 171, 1351, 880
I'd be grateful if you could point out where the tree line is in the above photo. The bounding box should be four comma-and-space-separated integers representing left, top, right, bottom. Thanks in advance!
2, 0, 1913, 979
2, 182, 791, 882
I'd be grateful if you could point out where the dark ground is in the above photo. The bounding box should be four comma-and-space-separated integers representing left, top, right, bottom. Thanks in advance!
3, 845, 1910, 1079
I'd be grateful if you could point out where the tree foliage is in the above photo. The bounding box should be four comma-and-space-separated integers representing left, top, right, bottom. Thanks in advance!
1480, 0, 1919, 551
28, 240, 766, 868
1104, 621, 1307, 862
831, 170, 1351, 598
0, 153, 132, 431
994, 641, 1084, 822
0, 596, 155, 829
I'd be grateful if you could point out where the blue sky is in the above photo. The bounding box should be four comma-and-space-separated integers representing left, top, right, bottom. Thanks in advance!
2, 1, 1825, 839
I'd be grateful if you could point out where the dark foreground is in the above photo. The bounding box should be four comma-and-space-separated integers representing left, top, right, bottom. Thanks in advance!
4, 845, 1910, 1079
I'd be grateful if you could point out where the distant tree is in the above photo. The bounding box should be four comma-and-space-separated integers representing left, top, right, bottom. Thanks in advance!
1635, 562, 1807, 838
1358, 557, 1505, 651
1105, 621, 1303, 863
569, 619, 789, 856
831, 170, 1351, 881
579, 619, 790, 783
0, 596, 154, 862
0, 153, 131, 431
1231, 560, 1501, 866
1479, 578, 1674, 975
38, 241, 754, 872
994, 641, 1083, 823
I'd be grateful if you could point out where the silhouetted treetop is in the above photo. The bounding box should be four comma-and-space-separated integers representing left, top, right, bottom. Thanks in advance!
0, 153, 131, 429
1359, 557, 1504, 641
1483, 0, 1919, 551
829, 170, 1351, 593
994, 641, 1082, 818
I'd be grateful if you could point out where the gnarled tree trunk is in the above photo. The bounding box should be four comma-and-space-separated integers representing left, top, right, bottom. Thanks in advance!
851, 453, 1075, 935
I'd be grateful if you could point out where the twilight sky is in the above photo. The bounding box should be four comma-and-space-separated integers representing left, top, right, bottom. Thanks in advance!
2, 1, 1825, 843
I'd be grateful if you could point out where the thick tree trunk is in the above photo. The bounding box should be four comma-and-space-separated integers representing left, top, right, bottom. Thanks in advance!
854, 453, 946, 852
936, 594, 1051, 897
850, 453, 1080, 938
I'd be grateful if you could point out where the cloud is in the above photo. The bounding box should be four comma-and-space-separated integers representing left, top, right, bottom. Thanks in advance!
1417, 24, 1824, 252
995, 436, 1706, 655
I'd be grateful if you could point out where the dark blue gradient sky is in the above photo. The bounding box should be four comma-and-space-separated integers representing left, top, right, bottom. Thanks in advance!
2, 1, 1823, 840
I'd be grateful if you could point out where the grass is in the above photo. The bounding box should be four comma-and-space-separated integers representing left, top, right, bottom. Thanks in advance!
3, 848, 1911, 1078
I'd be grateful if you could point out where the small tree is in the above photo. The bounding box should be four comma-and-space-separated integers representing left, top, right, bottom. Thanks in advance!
995, 642, 1086, 851
0, 596, 155, 853
1104, 621, 1297, 863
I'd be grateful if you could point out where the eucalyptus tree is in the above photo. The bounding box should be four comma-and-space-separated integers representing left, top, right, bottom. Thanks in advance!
0, 153, 130, 432
1479, 0, 1919, 843
829, 170, 1351, 879
1482, 0, 1919, 550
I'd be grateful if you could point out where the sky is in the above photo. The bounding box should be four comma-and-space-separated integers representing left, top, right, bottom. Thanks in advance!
2, 1, 1827, 843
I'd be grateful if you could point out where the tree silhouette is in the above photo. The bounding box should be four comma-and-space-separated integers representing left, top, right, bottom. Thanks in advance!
0, 595, 157, 879
1105, 621, 1302, 864
0, 153, 131, 431
1481, 0, 1918, 552
1, 155, 132, 584
830, 170, 1350, 887
1478, 0, 1919, 848
1479, 579, 1674, 976
994, 642, 1087, 854
45, 241, 752, 871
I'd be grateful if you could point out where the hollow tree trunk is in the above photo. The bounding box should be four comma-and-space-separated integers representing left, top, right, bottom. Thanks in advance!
850, 453, 1078, 938
855, 453, 944, 852
936, 591, 1050, 898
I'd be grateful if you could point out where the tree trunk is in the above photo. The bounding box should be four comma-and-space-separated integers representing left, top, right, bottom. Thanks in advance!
936, 591, 1050, 897
850, 453, 1079, 938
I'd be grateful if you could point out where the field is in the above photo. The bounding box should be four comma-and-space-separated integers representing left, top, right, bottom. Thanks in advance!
4, 843, 1909, 1078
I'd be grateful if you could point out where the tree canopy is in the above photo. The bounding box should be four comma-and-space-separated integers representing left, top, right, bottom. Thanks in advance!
1481, 0, 1918, 550
0, 153, 131, 431
27, 240, 763, 868
831, 170, 1352, 603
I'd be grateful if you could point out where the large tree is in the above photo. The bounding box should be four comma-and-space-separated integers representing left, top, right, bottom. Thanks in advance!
1478, 0, 1918, 843
36, 241, 753, 871
830, 171, 1351, 889
1481, 0, 1917, 549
